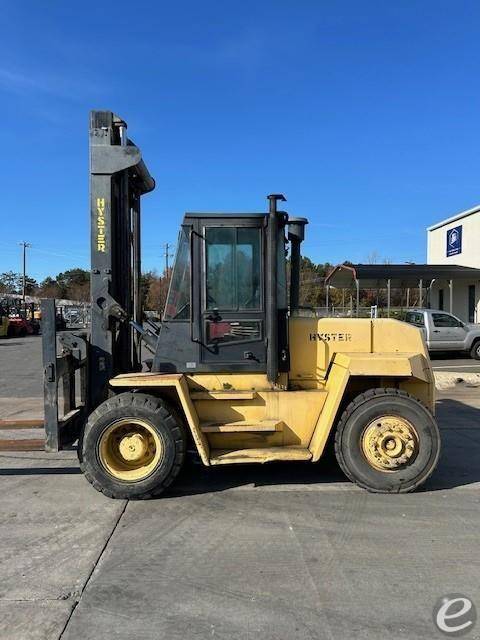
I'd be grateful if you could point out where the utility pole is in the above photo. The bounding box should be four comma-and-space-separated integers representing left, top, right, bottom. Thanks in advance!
19, 241, 32, 303
163, 242, 174, 275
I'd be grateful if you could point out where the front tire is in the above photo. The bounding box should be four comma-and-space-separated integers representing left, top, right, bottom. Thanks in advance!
78, 393, 186, 499
334, 388, 440, 493
470, 340, 480, 360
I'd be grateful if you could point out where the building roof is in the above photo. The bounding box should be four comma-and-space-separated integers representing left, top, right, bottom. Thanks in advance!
427, 204, 480, 232
326, 263, 480, 288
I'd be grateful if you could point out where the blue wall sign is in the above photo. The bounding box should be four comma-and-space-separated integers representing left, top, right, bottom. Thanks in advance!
446, 225, 462, 257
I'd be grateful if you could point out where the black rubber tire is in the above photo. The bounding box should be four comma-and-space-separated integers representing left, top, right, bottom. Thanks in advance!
78, 392, 186, 499
334, 388, 440, 493
470, 340, 480, 360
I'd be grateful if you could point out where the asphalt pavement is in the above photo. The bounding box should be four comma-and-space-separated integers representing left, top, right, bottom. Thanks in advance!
430, 352, 480, 373
0, 336, 44, 421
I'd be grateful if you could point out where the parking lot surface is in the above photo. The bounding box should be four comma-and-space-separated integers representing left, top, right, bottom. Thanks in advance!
0, 337, 43, 421
430, 352, 480, 373
0, 336, 479, 640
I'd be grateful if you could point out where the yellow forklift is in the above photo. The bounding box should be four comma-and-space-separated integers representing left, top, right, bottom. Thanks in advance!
0, 315, 8, 338
0, 300, 9, 337
41, 111, 440, 499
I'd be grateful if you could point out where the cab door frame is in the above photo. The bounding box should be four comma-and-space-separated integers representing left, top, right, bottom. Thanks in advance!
192, 216, 267, 371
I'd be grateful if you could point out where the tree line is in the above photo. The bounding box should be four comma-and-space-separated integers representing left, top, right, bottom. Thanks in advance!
0, 269, 91, 301
0, 268, 173, 312
0, 256, 404, 313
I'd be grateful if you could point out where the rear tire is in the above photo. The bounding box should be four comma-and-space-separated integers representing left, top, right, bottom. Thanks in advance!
334, 388, 440, 493
470, 340, 480, 360
78, 392, 186, 499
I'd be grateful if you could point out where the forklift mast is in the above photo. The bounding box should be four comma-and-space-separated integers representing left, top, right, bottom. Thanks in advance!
88, 111, 154, 407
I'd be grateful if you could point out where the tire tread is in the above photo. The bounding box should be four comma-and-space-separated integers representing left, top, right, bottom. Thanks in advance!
78, 392, 186, 500
334, 387, 440, 493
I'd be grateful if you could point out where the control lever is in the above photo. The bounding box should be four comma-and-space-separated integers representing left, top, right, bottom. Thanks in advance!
144, 317, 160, 335
130, 320, 158, 351
207, 310, 222, 322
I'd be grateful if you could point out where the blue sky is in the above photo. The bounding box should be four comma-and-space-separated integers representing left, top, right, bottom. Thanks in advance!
1, 0, 479, 282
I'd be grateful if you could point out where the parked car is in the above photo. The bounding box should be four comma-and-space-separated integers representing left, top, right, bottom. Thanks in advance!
403, 308, 480, 359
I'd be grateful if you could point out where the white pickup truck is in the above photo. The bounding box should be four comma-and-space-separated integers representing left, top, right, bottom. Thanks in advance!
404, 308, 480, 359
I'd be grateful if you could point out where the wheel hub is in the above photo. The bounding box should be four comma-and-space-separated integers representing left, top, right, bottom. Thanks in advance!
361, 416, 419, 472
98, 418, 163, 482
118, 433, 148, 462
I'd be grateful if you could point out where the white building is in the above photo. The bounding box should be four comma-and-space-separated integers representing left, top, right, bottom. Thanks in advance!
427, 205, 480, 322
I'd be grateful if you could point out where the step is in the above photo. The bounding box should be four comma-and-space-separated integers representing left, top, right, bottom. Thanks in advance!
191, 390, 257, 401
200, 419, 282, 433
210, 446, 312, 465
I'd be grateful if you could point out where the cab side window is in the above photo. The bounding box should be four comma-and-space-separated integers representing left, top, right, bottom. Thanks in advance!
432, 313, 463, 328
205, 227, 261, 311
405, 312, 425, 327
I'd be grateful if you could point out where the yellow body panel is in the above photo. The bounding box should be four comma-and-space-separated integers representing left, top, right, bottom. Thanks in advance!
288, 316, 429, 382
186, 373, 287, 391
289, 317, 374, 383
196, 389, 327, 449
110, 318, 434, 466
210, 446, 312, 465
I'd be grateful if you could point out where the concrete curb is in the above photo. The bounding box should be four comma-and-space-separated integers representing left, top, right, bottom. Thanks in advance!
434, 371, 480, 390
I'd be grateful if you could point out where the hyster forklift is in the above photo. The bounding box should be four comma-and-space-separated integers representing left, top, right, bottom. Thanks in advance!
41, 111, 440, 499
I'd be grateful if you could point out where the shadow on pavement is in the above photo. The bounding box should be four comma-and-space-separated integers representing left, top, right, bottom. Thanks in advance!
428, 396, 480, 491
430, 351, 474, 361
0, 466, 81, 476
166, 456, 348, 498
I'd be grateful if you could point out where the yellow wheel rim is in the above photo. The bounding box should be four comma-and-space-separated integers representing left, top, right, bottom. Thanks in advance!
361, 415, 419, 472
98, 418, 163, 482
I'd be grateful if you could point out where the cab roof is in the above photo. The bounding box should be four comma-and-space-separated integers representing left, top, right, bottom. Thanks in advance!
183, 212, 267, 219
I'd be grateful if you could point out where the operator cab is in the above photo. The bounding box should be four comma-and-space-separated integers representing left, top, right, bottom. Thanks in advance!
153, 196, 305, 380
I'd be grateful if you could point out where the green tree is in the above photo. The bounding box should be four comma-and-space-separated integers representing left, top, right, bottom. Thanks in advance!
56, 268, 89, 289
23, 276, 38, 295
56, 268, 90, 301
37, 276, 62, 299
0, 271, 21, 294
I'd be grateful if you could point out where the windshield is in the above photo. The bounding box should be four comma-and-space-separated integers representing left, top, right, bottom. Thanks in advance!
163, 226, 191, 320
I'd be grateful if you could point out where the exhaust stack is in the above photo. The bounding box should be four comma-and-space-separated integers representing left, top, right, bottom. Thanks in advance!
288, 217, 308, 311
